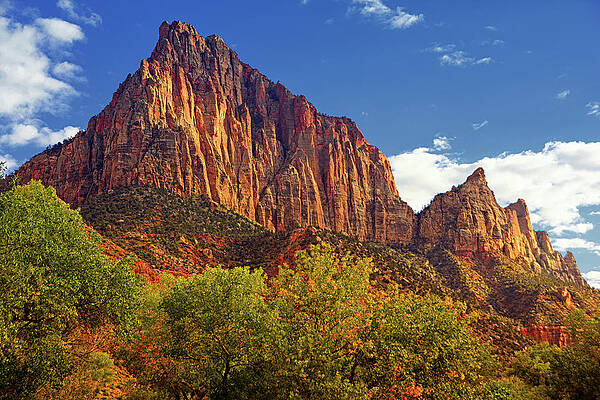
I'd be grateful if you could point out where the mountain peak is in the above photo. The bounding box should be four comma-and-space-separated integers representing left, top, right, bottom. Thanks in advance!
507, 198, 529, 216
465, 167, 487, 185
16, 20, 415, 246
417, 167, 586, 286
159, 20, 199, 40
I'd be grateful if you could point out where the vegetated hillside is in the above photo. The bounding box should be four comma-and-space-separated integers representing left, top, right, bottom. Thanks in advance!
6, 181, 600, 400
80, 185, 600, 361
80, 186, 439, 290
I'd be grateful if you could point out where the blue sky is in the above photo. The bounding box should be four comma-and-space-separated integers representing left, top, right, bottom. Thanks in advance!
1, 0, 599, 283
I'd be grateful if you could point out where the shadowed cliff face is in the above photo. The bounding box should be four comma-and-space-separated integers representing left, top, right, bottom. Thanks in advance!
415, 168, 587, 286
16, 20, 415, 245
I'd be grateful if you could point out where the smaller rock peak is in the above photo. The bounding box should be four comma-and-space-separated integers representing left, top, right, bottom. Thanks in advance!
507, 198, 529, 216
465, 167, 487, 185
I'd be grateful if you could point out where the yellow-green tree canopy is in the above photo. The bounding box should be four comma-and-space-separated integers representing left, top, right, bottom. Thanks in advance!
0, 181, 142, 399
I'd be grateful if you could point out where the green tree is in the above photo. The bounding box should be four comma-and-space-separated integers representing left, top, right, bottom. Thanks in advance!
0, 181, 141, 399
124, 244, 506, 400
124, 268, 278, 399
510, 311, 600, 400
270, 243, 374, 399
364, 290, 497, 399
271, 244, 499, 400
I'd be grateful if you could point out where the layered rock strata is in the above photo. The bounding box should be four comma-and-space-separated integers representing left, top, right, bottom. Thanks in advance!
415, 168, 587, 286
16, 21, 587, 287
16, 21, 414, 245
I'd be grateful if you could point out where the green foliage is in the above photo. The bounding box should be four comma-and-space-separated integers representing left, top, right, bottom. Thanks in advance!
428, 249, 490, 305
270, 243, 374, 399
480, 377, 549, 400
0, 181, 142, 399
365, 291, 497, 399
161, 267, 277, 399
121, 269, 278, 400
124, 244, 504, 399
509, 311, 600, 400
88, 351, 116, 382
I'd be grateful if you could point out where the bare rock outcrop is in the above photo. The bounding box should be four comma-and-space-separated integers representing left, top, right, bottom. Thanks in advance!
16, 21, 414, 245
15, 21, 587, 287
415, 168, 587, 286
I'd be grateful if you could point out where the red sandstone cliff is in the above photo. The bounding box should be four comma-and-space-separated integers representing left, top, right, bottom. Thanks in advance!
15, 21, 588, 287
415, 168, 587, 286
16, 21, 414, 245
521, 326, 572, 348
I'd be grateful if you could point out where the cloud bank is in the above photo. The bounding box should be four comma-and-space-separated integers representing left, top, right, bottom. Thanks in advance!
582, 270, 600, 288
388, 140, 600, 239
0, 9, 85, 151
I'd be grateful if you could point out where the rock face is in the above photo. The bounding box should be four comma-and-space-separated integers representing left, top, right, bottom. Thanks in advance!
16, 21, 414, 245
15, 21, 587, 287
522, 326, 572, 348
415, 168, 587, 286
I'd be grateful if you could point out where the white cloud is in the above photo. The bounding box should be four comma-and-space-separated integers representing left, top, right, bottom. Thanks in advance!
389, 7, 424, 29
35, 18, 83, 43
57, 0, 101, 26
0, 152, 16, 171
355, 0, 390, 16
586, 102, 600, 117
0, 16, 83, 119
433, 136, 451, 151
553, 238, 600, 256
472, 120, 489, 130
492, 39, 504, 46
427, 43, 456, 53
551, 223, 594, 236
582, 270, 600, 288
440, 51, 473, 66
388, 140, 600, 238
0, 124, 78, 147
434, 46, 492, 67
484, 25, 497, 31
52, 61, 84, 81
475, 57, 492, 64
555, 89, 570, 100
0, 14, 84, 149
351, 0, 423, 30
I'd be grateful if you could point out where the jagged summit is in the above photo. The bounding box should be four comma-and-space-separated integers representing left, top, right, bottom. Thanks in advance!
159, 20, 198, 38
416, 169, 586, 285
465, 166, 487, 185
14, 21, 586, 287
16, 20, 415, 245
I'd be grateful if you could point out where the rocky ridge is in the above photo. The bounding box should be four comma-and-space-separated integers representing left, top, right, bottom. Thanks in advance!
415, 168, 586, 286
16, 21, 587, 287
16, 21, 414, 245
